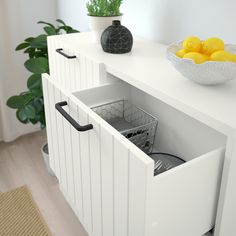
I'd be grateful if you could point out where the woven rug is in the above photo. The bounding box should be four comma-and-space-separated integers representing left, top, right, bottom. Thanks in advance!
0, 186, 52, 236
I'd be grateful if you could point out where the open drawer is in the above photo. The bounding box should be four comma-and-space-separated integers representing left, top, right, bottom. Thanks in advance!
42, 74, 226, 236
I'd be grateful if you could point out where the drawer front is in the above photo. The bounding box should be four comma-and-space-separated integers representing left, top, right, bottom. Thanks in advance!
47, 37, 106, 92
42, 74, 154, 236
148, 148, 225, 236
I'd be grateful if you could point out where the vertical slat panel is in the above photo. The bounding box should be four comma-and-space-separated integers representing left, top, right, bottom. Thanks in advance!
89, 117, 102, 236
48, 41, 107, 92
75, 55, 81, 90
55, 40, 62, 86
80, 55, 87, 89
47, 80, 61, 179
57, 43, 65, 88
69, 99, 84, 221
86, 58, 93, 88
67, 48, 72, 92
61, 94, 75, 205
76, 53, 82, 90
47, 38, 54, 77
114, 138, 129, 236
42, 77, 55, 173
79, 107, 92, 234
51, 39, 57, 79
101, 126, 114, 236
70, 49, 77, 92
92, 60, 101, 86
128, 150, 149, 236
54, 86, 68, 192
63, 47, 69, 90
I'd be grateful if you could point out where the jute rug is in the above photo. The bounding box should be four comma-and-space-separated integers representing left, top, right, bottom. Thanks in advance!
0, 186, 52, 236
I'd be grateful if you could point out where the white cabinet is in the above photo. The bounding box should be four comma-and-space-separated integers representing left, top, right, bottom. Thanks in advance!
43, 74, 226, 236
43, 32, 236, 236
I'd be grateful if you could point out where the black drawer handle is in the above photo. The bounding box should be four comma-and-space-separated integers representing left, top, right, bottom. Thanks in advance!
56, 48, 76, 59
55, 101, 93, 132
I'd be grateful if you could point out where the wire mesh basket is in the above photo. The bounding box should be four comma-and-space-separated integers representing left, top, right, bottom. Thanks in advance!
91, 100, 158, 153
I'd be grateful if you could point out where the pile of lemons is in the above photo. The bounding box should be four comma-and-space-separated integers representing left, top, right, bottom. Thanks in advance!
176, 36, 236, 64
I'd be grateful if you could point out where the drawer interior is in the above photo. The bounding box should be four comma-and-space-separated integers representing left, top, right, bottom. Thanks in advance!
73, 81, 226, 164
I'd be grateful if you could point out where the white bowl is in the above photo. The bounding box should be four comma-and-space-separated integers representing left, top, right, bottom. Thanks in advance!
167, 42, 236, 85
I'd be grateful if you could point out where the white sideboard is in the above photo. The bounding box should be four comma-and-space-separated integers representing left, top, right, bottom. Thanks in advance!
42, 32, 236, 236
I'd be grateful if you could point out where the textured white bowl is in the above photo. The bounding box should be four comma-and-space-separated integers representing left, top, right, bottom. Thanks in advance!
167, 42, 236, 85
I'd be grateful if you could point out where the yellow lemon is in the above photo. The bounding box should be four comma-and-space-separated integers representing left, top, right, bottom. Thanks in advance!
211, 50, 236, 63
183, 36, 201, 52
183, 52, 207, 64
176, 49, 186, 58
201, 37, 224, 55
202, 54, 210, 61
231, 54, 236, 63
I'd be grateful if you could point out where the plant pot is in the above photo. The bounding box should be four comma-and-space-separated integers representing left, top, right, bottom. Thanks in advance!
41, 143, 55, 176
88, 15, 122, 42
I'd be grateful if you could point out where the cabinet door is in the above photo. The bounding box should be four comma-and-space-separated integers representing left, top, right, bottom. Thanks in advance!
47, 37, 106, 92
42, 74, 154, 236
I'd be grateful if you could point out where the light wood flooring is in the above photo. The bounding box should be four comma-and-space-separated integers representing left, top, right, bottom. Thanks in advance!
0, 131, 87, 236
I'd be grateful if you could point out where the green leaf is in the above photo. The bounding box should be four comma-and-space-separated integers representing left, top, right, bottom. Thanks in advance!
24, 57, 49, 74
16, 109, 28, 123
15, 42, 29, 51
29, 118, 38, 124
7, 94, 32, 109
27, 74, 42, 89
32, 98, 44, 113
67, 29, 80, 33
39, 111, 46, 128
30, 34, 47, 49
24, 48, 33, 54
25, 37, 34, 43
31, 88, 43, 97
7, 96, 25, 109
23, 104, 36, 119
37, 21, 55, 28
56, 19, 66, 26
44, 26, 57, 35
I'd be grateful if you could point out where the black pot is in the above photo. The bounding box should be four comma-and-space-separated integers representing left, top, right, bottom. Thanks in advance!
101, 20, 133, 54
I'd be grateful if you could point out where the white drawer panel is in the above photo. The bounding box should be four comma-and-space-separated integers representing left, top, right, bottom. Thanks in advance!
43, 74, 225, 236
148, 148, 224, 236
43, 74, 152, 236
47, 36, 106, 92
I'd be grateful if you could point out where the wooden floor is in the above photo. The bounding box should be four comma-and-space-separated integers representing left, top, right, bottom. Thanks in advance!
0, 131, 87, 236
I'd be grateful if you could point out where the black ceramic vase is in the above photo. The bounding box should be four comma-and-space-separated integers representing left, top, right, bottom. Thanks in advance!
101, 20, 133, 54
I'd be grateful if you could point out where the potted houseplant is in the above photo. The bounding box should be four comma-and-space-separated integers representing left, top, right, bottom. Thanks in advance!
6, 19, 79, 175
87, 0, 123, 41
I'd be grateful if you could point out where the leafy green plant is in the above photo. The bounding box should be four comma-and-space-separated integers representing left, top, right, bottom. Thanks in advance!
7, 19, 79, 129
87, 0, 123, 16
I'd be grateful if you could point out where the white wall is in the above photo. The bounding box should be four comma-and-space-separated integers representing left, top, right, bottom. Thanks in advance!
58, 0, 236, 44
0, 0, 57, 142
58, 0, 89, 31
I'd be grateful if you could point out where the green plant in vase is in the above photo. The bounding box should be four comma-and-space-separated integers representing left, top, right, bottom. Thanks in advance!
87, 0, 123, 16
86, 0, 123, 41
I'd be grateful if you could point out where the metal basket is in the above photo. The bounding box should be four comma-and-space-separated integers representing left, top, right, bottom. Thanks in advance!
92, 100, 158, 153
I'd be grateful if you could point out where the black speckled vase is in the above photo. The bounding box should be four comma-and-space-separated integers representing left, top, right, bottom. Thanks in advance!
101, 20, 133, 54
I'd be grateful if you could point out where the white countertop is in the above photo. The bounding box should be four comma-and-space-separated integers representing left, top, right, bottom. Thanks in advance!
51, 32, 236, 135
